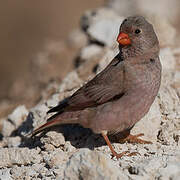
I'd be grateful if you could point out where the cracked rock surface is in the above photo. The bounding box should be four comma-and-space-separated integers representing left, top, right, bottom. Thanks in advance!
0, 1, 180, 179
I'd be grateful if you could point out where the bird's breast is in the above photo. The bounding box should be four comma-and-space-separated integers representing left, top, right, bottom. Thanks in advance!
90, 61, 161, 134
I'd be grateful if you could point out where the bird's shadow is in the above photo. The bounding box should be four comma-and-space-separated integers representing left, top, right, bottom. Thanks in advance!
10, 97, 129, 150
9, 109, 106, 150
19, 124, 129, 151
19, 124, 107, 150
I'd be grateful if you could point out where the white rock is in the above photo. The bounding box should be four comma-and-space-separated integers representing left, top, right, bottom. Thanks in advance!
160, 47, 176, 86
1, 120, 15, 137
2, 105, 29, 137
88, 17, 122, 47
46, 93, 60, 108
40, 131, 65, 148
131, 98, 161, 142
105, 0, 137, 17
97, 48, 119, 72
58, 71, 83, 93
149, 15, 176, 47
160, 48, 176, 72
136, 0, 180, 26
106, 0, 177, 47
159, 86, 179, 115
64, 141, 76, 153
43, 149, 68, 168
0, 169, 12, 180
68, 29, 88, 49
63, 148, 128, 180
8, 105, 28, 127
0, 148, 42, 168
106, 0, 180, 25
10, 163, 52, 179
80, 45, 103, 61
3, 136, 21, 148
81, 8, 124, 47
158, 162, 180, 180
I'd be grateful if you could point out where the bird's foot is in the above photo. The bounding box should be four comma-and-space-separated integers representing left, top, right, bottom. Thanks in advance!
111, 150, 129, 159
102, 131, 142, 159
111, 151, 140, 159
119, 133, 152, 144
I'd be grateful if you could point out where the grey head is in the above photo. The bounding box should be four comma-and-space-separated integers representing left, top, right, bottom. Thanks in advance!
118, 16, 159, 58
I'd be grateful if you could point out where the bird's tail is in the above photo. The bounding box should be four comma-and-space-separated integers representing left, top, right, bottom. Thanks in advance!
31, 114, 78, 137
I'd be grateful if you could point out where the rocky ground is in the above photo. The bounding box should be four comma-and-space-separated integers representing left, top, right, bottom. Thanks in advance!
0, 0, 180, 179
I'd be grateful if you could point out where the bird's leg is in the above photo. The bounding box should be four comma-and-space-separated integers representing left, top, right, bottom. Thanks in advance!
119, 133, 152, 144
101, 131, 129, 159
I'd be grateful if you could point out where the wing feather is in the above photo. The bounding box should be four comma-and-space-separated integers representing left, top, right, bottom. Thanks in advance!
48, 54, 125, 113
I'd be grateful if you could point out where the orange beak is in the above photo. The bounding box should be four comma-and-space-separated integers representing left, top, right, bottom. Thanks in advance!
117, 32, 131, 46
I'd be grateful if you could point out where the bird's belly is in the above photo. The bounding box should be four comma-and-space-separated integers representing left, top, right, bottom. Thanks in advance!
91, 84, 158, 134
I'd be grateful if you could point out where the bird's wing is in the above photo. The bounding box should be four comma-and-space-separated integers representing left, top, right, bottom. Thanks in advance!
48, 54, 125, 113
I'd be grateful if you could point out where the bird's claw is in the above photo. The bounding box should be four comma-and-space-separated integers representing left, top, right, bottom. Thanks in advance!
119, 133, 152, 144
111, 150, 129, 159
111, 150, 140, 159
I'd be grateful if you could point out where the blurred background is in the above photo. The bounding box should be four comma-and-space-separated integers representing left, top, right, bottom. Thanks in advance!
0, 0, 103, 117
0, 0, 179, 119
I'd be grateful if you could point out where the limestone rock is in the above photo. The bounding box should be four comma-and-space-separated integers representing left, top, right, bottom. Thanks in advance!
40, 131, 65, 148
0, 169, 12, 180
10, 163, 52, 179
106, 0, 180, 26
68, 29, 88, 49
105, 0, 137, 17
81, 8, 124, 47
106, 0, 178, 47
2, 105, 28, 137
158, 162, 180, 179
2, 136, 21, 148
0, 148, 42, 168
63, 148, 128, 180
131, 98, 161, 142
80, 45, 103, 62
0, 2, 179, 179
64, 141, 76, 153
43, 149, 68, 169
160, 48, 176, 86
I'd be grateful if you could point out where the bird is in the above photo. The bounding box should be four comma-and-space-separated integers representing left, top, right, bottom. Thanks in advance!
32, 16, 162, 159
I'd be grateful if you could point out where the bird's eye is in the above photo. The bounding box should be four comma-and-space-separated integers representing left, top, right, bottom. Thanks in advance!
135, 29, 141, 34
124, 19, 127, 22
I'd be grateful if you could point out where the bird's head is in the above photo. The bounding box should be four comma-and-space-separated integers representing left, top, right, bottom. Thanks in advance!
117, 16, 159, 58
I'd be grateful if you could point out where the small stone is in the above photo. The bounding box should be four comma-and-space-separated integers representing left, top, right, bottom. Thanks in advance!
43, 149, 68, 168
64, 141, 76, 153
3, 136, 21, 147
40, 131, 65, 148
128, 166, 139, 175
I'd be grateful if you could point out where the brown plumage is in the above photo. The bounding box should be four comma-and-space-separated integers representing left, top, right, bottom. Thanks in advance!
32, 16, 161, 158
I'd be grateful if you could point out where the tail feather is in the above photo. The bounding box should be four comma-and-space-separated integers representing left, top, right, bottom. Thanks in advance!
32, 115, 78, 137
